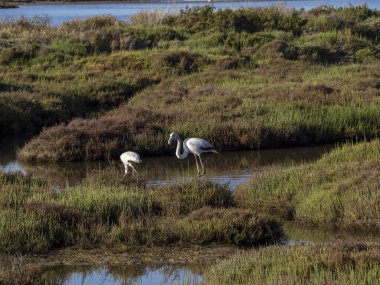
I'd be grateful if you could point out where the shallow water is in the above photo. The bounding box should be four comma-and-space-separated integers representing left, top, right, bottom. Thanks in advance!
1, 1, 379, 26
0, 136, 333, 190
41, 264, 203, 285
39, 224, 380, 285
283, 222, 380, 245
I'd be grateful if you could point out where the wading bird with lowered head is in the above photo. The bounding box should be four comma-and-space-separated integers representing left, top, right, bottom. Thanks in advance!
168, 132, 218, 178
120, 151, 142, 176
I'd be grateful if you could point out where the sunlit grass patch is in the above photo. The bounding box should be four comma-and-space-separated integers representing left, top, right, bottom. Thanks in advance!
236, 140, 380, 231
204, 241, 380, 285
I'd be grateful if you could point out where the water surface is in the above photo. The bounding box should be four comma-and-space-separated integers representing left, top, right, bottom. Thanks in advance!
42, 264, 203, 285
1, 1, 379, 26
0, 136, 333, 190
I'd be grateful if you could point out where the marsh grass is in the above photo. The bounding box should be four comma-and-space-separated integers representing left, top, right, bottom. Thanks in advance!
0, 255, 47, 285
18, 64, 380, 161
0, 172, 282, 254
204, 241, 380, 285
7, 5, 379, 161
130, 10, 178, 27
0, 16, 191, 135
235, 140, 380, 231
0, 3, 18, 9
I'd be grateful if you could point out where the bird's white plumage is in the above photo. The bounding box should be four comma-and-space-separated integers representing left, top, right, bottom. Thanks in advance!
184, 138, 217, 156
168, 132, 218, 177
120, 151, 142, 163
120, 151, 142, 175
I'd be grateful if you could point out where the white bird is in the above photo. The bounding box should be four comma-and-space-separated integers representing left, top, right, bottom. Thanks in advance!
168, 132, 218, 177
120, 151, 142, 175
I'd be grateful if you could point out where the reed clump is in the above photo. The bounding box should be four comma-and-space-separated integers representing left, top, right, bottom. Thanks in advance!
235, 139, 380, 231
0, 256, 47, 285
204, 241, 380, 285
130, 10, 177, 27
0, 173, 282, 254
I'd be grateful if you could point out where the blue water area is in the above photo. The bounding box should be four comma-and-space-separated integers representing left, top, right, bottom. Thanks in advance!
0, 1, 379, 26
42, 264, 203, 285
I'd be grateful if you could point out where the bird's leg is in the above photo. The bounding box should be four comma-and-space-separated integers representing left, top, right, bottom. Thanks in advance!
194, 154, 200, 177
124, 164, 129, 175
129, 163, 138, 176
198, 155, 205, 177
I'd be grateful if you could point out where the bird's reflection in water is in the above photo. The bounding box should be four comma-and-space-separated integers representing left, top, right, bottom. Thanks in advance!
15, 145, 332, 190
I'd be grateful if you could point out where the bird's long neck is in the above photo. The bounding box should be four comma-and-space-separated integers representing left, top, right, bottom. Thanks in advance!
175, 137, 189, 160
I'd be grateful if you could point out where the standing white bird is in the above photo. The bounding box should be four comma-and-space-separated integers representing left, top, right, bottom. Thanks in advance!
120, 151, 142, 175
168, 132, 218, 177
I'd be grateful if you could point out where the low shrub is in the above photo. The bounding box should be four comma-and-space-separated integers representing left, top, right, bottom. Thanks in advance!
0, 43, 40, 64
156, 50, 208, 75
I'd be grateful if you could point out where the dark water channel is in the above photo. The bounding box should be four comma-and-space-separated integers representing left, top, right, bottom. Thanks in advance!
0, 136, 333, 190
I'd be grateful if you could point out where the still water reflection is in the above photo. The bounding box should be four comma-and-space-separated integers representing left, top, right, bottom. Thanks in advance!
42, 264, 203, 285
0, 136, 333, 190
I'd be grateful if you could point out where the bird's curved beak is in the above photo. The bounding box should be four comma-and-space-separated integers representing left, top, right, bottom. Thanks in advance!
168, 139, 172, 145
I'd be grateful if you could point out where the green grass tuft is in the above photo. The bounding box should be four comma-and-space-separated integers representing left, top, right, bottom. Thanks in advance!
0, 173, 282, 253
204, 241, 380, 285
235, 140, 380, 231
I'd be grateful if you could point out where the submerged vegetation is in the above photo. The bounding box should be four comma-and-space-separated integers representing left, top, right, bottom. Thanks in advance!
0, 172, 282, 254
0, 5, 377, 161
236, 139, 380, 232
